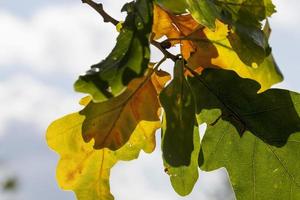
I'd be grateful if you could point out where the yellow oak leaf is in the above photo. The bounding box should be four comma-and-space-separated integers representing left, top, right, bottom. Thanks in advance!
187, 20, 283, 92
47, 112, 160, 200
46, 70, 170, 200
152, 5, 281, 91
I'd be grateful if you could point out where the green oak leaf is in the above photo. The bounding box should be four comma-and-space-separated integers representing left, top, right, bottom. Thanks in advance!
216, 0, 276, 25
74, 0, 153, 102
227, 23, 270, 66
184, 0, 276, 65
160, 59, 196, 167
188, 68, 300, 200
187, 0, 220, 30
155, 0, 188, 14
163, 125, 200, 196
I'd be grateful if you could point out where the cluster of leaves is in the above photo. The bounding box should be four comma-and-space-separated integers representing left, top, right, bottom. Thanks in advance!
46, 0, 300, 199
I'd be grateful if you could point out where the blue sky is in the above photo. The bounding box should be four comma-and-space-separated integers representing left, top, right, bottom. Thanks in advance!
0, 0, 299, 200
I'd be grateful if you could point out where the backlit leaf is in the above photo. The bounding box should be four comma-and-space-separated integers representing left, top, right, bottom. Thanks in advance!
81, 69, 170, 150
152, 6, 281, 88
188, 68, 300, 200
215, 0, 276, 24
227, 22, 270, 66
216, 0, 276, 65
74, 0, 153, 102
155, 0, 188, 14
188, 20, 283, 92
160, 0, 275, 65
160, 59, 196, 166
152, 4, 200, 59
46, 112, 160, 200
186, 0, 219, 30
163, 125, 200, 196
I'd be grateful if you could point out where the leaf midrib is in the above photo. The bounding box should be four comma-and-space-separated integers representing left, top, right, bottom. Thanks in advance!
190, 69, 247, 130
90, 70, 156, 148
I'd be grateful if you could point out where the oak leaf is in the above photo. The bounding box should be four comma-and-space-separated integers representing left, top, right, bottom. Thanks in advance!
74, 0, 153, 102
188, 68, 300, 200
47, 112, 160, 200
152, 4, 200, 59
188, 20, 283, 91
81, 69, 170, 150
160, 59, 197, 166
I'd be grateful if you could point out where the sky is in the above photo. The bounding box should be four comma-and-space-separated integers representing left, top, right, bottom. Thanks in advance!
0, 0, 299, 200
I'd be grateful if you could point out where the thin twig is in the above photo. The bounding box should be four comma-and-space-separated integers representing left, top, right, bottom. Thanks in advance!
82, 0, 119, 25
154, 56, 167, 70
150, 34, 178, 62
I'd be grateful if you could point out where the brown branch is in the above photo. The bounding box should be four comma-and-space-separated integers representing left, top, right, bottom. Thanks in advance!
82, 0, 119, 26
82, 1, 177, 62
150, 34, 178, 62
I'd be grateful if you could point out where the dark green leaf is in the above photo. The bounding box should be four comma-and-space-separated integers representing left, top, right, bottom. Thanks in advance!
160, 59, 196, 167
227, 23, 270, 66
216, 0, 276, 25
218, 0, 276, 65
184, 0, 276, 65
74, 0, 153, 102
188, 69, 300, 200
163, 125, 200, 196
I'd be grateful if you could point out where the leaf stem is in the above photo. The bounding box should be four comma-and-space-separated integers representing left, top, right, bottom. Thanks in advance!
154, 56, 167, 70
81, 0, 119, 26
163, 37, 232, 51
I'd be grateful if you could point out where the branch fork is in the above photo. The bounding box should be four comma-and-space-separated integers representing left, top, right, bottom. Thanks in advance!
82, 0, 181, 62
82, 0, 119, 25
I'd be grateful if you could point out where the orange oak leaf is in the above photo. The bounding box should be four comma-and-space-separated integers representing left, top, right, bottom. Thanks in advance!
152, 4, 201, 59
80, 69, 171, 150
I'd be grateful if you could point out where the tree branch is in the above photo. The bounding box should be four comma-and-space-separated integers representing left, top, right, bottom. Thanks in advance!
150, 34, 178, 62
82, 1, 177, 62
82, 0, 119, 26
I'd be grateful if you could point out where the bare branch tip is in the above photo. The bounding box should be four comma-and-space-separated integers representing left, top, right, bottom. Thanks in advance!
81, 0, 119, 26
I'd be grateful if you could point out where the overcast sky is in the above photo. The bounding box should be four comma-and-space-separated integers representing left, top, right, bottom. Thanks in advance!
0, 0, 299, 200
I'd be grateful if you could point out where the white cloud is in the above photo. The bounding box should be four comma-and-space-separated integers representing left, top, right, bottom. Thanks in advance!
111, 139, 234, 200
0, 0, 298, 73
270, 0, 300, 29
0, 3, 125, 77
0, 74, 80, 137
0, 1, 135, 138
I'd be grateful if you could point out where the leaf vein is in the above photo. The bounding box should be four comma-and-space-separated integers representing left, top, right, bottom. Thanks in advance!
92, 70, 155, 148
267, 145, 300, 188
252, 138, 257, 200
241, 102, 300, 117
